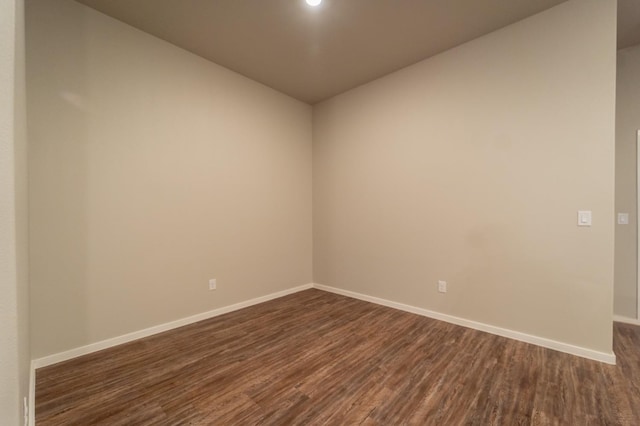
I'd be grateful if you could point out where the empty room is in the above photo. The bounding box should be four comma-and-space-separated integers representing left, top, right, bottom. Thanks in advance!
3, 0, 640, 424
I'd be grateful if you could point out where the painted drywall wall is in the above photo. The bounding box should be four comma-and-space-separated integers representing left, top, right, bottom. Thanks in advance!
27, 0, 312, 359
14, 0, 29, 421
1, 0, 29, 423
313, 0, 616, 354
0, 0, 19, 422
614, 44, 640, 319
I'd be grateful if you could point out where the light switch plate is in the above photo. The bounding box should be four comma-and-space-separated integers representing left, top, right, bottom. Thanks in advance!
618, 213, 629, 225
578, 210, 592, 227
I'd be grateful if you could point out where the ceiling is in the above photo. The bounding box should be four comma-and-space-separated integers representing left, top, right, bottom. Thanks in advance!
75, 0, 637, 104
619, 0, 640, 50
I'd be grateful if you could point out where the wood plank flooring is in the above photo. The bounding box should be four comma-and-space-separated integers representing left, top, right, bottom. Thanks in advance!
36, 289, 640, 425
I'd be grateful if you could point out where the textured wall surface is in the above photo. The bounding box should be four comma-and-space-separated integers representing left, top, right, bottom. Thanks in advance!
28, 0, 312, 359
614, 45, 640, 319
313, 0, 616, 354
1, 0, 29, 423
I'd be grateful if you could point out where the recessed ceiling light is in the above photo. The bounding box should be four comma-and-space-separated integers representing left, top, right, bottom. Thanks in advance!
306, 0, 322, 6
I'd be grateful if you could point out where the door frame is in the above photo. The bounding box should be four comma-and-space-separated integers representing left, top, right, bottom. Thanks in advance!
637, 130, 640, 319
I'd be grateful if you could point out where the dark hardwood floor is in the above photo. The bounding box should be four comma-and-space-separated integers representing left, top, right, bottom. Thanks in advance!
36, 289, 640, 425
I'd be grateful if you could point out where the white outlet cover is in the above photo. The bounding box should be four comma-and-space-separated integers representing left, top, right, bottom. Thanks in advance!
577, 210, 592, 227
618, 213, 629, 225
438, 280, 447, 293
209, 279, 217, 290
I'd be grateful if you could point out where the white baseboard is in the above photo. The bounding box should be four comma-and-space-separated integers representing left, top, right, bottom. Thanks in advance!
613, 315, 640, 326
28, 360, 35, 426
313, 283, 617, 365
32, 283, 313, 369
31, 281, 617, 373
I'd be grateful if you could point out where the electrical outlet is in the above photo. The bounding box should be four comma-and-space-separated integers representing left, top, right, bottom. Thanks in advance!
618, 213, 629, 225
438, 280, 447, 293
577, 210, 592, 226
209, 279, 217, 290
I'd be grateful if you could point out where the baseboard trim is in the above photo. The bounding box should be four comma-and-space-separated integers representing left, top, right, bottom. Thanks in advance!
31, 282, 617, 370
613, 315, 640, 326
32, 283, 314, 369
313, 283, 616, 365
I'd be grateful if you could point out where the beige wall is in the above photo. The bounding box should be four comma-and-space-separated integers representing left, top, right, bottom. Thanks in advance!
27, 0, 618, 363
27, 0, 312, 359
615, 44, 640, 319
15, 0, 29, 420
313, 0, 616, 354
1, 0, 29, 423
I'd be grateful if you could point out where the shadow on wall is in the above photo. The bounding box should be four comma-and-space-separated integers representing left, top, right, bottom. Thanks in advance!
27, 0, 90, 358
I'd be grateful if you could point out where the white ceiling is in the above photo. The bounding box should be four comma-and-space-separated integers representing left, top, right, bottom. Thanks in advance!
75, 0, 637, 104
